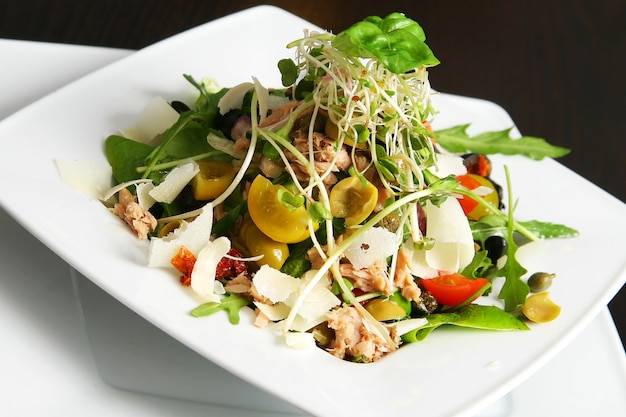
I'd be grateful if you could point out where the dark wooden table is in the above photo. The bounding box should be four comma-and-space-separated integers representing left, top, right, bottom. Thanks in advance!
2, 0, 624, 348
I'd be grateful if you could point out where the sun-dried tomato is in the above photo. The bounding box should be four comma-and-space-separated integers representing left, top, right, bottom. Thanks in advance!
215, 248, 249, 280
171, 246, 196, 286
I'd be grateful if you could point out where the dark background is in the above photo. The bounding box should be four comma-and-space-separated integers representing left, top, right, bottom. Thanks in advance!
2, 0, 624, 348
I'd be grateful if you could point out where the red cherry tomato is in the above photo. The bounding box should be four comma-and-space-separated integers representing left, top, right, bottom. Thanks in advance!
455, 174, 500, 220
420, 273, 490, 307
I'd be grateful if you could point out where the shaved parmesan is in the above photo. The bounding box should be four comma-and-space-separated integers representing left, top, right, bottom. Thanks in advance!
284, 332, 316, 349
431, 153, 467, 178
148, 160, 199, 204
392, 317, 428, 336
253, 265, 302, 303
218, 82, 253, 115
55, 159, 113, 200
253, 77, 270, 124
148, 203, 213, 267
409, 198, 474, 275
253, 267, 340, 331
254, 301, 291, 322
121, 96, 180, 143
191, 236, 231, 302
136, 182, 156, 210
207, 132, 247, 159
344, 227, 398, 270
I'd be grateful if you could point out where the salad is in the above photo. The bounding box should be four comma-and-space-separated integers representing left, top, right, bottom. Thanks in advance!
100, 13, 577, 363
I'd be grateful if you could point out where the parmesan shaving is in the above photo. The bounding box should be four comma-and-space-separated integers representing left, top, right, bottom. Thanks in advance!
147, 202, 213, 267
344, 227, 398, 270
148, 160, 199, 204
191, 236, 230, 302
55, 159, 113, 200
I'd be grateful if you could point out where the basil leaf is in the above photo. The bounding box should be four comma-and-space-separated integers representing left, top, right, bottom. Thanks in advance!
332, 12, 440, 74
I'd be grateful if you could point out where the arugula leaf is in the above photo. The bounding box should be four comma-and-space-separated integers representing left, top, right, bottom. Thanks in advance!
190, 293, 250, 325
460, 250, 495, 281
434, 124, 570, 160
497, 167, 530, 311
401, 305, 529, 342
518, 220, 579, 239
471, 214, 579, 244
105, 135, 154, 183
332, 12, 440, 73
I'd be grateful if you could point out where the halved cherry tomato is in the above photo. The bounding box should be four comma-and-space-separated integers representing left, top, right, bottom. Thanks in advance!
191, 160, 235, 201
247, 175, 318, 244
455, 174, 500, 220
420, 273, 490, 307
329, 176, 378, 226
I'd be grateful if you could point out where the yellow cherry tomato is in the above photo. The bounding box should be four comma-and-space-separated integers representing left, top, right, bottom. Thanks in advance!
330, 176, 378, 226
455, 174, 500, 221
191, 160, 235, 201
247, 175, 317, 244
324, 118, 367, 150
239, 219, 289, 270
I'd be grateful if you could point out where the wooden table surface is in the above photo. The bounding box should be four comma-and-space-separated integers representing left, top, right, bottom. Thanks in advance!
2, 0, 624, 348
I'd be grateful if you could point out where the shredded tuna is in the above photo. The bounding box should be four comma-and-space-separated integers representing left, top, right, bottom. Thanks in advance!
339, 259, 392, 295
254, 308, 271, 328
230, 115, 251, 141
224, 273, 253, 296
326, 305, 399, 362
394, 248, 422, 303
287, 131, 353, 185
394, 248, 437, 313
110, 188, 157, 239
258, 100, 302, 129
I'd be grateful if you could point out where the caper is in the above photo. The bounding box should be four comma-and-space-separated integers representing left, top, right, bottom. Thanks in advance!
377, 211, 401, 232
527, 272, 556, 293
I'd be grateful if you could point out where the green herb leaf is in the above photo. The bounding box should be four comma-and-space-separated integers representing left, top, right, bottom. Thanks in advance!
460, 250, 495, 280
518, 220, 579, 239
434, 124, 571, 160
280, 239, 313, 278
278, 58, 298, 87
190, 293, 250, 324
471, 215, 579, 244
401, 305, 529, 342
497, 166, 530, 311
105, 135, 155, 183
332, 12, 440, 73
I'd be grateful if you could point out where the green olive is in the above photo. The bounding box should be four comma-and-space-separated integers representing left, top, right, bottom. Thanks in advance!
239, 219, 289, 270
522, 292, 561, 323
365, 298, 407, 322
527, 272, 556, 293
310, 322, 334, 347
329, 176, 378, 226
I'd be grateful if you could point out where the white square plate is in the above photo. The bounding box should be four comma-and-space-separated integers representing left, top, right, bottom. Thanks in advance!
0, 6, 624, 417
